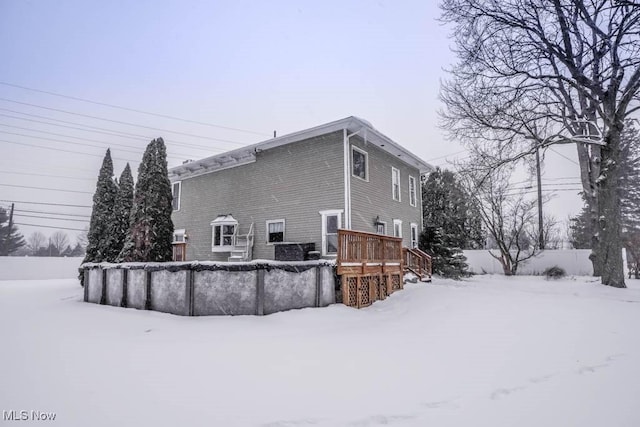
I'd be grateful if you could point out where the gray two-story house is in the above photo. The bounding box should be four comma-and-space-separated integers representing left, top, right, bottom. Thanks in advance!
169, 116, 433, 262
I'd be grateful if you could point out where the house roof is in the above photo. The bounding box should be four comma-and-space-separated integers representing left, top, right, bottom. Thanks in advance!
169, 116, 434, 180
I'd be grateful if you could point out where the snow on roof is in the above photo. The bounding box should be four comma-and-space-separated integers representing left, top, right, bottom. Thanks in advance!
169, 116, 434, 180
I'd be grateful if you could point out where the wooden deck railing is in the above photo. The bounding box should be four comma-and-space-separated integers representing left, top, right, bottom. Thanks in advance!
403, 247, 432, 281
337, 229, 403, 265
337, 229, 404, 308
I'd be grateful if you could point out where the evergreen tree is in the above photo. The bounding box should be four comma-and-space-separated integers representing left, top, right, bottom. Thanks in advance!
569, 203, 593, 249
422, 168, 484, 250
419, 226, 468, 279
83, 149, 118, 263
420, 168, 482, 278
118, 138, 174, 262
0, 206, 25, 255
106, 163, 134, 259
620, 121, 640, 233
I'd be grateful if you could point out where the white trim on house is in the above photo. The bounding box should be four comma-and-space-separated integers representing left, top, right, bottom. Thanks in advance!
169, 117, 434, 181
265, 219, 285, 244
392, 167, 401, 202
409, 175, 417, 207
376, 220, 387, 235
172, 181, 181, 211
343, 129, 351, 231
320, 209, 343, 256
393, 219, 403, 238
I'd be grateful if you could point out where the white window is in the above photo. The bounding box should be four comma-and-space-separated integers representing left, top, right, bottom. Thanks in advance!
351, 146, 368, 181
320, 209, 343, 256
172, 181, 181, 211
376, 221, 386, 235
172, 229, 186, 243
393, 219, 403, 238
410, 223, 419, 248
266, 219, 285, 244
210, 215, 237, 252
409, 176, 417, 207
392, 167, 401, 201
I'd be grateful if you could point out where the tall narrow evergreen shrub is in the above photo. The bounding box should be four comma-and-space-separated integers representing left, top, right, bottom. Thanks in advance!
106, 163, 134, 259
83, 149, 118, 263
118, 138, 174, 262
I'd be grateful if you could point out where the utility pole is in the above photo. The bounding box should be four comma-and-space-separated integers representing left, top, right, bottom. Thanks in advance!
535, 147, 544, 250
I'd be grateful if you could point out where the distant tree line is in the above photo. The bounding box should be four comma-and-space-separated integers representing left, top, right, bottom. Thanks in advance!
20, 230, 87, 257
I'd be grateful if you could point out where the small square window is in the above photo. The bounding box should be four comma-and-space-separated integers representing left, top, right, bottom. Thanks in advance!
173, 229, 186, 243
267, 220, 285, 243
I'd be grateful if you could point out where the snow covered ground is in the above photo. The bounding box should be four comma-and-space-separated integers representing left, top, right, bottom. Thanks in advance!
1, 267, 639, 426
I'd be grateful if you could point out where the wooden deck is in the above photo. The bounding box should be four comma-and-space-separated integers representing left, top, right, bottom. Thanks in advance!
337, 229, 431, 308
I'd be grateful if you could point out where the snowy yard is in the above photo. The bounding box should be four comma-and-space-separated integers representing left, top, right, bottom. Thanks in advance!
1, 265, 639, 427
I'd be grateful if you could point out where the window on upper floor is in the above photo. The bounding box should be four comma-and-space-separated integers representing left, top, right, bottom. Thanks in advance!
172, 181, 181, 211
392, 167, 401, 201
352, 146, 368, 181
409, 175, 417, 207
266, 219, 285, 244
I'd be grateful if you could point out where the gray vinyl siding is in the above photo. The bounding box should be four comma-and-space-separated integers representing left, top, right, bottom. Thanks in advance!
349, 136, 422, 247
172, 131, 344, 261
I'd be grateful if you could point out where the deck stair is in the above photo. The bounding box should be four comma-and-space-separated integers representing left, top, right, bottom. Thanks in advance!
403, 247, 432, 282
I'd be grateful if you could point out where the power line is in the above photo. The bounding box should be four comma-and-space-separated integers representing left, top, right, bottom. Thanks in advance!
0, 97, 254, 145
13, 222, 86, 232
14, 213, 89, 223
0, 183, 93, 194
425, 149, 468, 162
0, 125, 144, 155
0, 170, 93, 181
14, 208, 90, 218
549, 147, 580, 165
0, 81, 270, 137
1, 139, 138, 162
0, 109, 232, 154
0, 199, 91, 208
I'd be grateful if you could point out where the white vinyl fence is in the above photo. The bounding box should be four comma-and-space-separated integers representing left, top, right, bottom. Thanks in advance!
463, 249, 609, 276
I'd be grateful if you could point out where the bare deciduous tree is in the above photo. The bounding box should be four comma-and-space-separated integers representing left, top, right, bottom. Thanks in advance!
440, 0, 640, 287
50, 231, 69, 255
27, 231, 46, 255
463, 163, 541, 276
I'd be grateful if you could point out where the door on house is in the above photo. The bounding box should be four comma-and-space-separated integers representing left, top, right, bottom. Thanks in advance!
172, 243, 186, 261
172, 229, 187, 261
320, 210, 342, 256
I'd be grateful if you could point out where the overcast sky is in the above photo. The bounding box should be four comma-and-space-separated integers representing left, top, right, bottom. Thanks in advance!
0, 0, 583, 243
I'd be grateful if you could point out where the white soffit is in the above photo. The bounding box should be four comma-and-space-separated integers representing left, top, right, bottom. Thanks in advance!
169, 116, 433, 180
